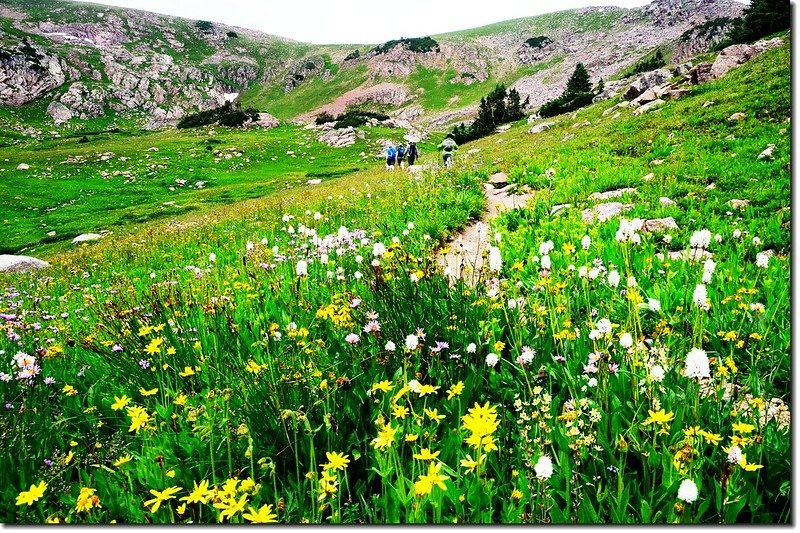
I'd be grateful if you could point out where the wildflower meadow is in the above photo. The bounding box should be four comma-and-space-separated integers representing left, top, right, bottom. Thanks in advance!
0, 36, 791, 525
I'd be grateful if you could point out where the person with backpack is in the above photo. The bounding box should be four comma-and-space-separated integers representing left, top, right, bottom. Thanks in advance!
396, 143, 407, 169
406, 141, 419, 167
438, 137, 458, 168
385, 143, 397, 171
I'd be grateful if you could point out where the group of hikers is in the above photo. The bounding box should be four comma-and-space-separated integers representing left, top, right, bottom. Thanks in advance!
384, 137, 458, 171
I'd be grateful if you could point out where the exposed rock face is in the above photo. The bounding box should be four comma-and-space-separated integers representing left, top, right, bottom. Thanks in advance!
0, 254, 50, 274
0, 40, 71, 106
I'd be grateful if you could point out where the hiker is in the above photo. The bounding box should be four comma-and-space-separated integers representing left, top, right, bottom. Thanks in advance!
406, 141, 419, 167
438, 137, 458, 168
396, 142, 407, 169
385, 143, 397, 171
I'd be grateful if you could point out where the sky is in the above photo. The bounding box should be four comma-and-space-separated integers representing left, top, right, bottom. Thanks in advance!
69, 0, 674, 44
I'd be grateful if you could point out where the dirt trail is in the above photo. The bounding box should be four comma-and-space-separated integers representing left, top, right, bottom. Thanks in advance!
438, 173, 534, 285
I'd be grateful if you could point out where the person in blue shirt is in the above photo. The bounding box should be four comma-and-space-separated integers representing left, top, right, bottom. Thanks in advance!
385, 143, 397, 171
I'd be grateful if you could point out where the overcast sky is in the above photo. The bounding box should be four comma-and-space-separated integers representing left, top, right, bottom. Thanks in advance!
69, 0, 741, 44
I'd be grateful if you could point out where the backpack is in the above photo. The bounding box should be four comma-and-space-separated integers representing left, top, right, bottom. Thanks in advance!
408, 143, 418, 157
387, 147, 396, 157
397, 145, 406, 157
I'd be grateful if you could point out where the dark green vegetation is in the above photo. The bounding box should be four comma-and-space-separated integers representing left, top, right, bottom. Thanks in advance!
717, 0, 790, 48
372, 36, 440, 55
320, 108, 391, 129
177, 102, 259, 129
449, 84, 527, 144
539, 62, 596, 118
524, 35, 552, 48
618, 49, 667, 79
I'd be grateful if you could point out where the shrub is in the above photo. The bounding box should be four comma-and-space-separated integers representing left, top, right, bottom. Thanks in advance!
332, 109, 389, 129
344, 49, 361, 61
372, 37, 439, 55
619, 49, 667, 79
315, 111, 335, 125
226, 31, 238, 38
195, 20, 213, 33
177, 102, 258, 129
524, 36, 552, 49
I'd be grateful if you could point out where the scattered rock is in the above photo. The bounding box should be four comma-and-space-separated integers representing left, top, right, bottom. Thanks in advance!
306, 179, 322, 185
16, 163, 29, 170
642, 173, 655, 182
729, 199, 749, 209
659, 197, 676, 206
685, 63, 713, 85
642, 217, 679, 232
758, 144, 776, 160
702, 100, 715, 108
466, 148, 480, 154
550, 203, 571, 216
72, 233, 103, 245
590, 188, 637, 201
528, 121, 556, 134
318, 126, 356, 148
488, 172, 509, 188
633, 99, 665, 116
582, 202, 634, 224
728, 112, 746, 122
0, 254, 50, 274
495, 124, 512, 133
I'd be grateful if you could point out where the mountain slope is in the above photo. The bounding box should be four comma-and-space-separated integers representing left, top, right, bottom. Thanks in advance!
0, 0, 743, 133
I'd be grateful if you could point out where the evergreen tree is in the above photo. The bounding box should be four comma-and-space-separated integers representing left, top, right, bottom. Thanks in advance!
565, 63, 591, 96
725, 0, 789, 44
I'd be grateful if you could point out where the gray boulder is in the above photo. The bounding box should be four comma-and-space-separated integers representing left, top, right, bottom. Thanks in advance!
72, 233, 103, 245
0, 255, 50, 274
47, 101, 72, 124
623, 68, 671, 100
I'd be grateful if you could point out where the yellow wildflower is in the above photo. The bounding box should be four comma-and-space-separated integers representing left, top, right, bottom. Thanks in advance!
16, 481, 47, 506
144, 486, 182, 513
371, 380, 392, 393
75, 487, 100, 513
111, 395, 130, 411
413, 448, 441, 462
446, 381, 464, 400
321, 451, 350, 471
243, 504, 278, 524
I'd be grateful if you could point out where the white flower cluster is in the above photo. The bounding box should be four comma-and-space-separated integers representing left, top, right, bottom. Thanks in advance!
615, 218, 643, 244
684, 348, 710, 379
702, 259, 716, 284
690, 229, 712, 249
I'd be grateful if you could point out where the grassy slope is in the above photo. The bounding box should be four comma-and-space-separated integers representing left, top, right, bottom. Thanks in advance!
0, 124, 403, 255
464, 42, 790, 253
